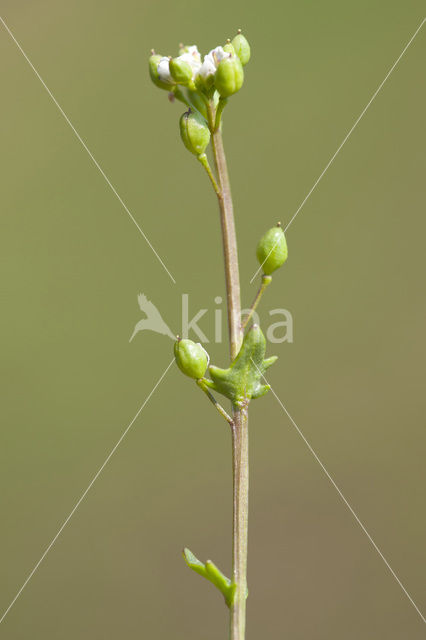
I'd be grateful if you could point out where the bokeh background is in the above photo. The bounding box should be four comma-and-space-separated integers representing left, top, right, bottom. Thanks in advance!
1, 1, 425, 638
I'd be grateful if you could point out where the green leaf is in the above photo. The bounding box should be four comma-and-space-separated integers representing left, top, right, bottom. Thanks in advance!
203, 325, 277, 407
182, 548, 235, 607
183, 547, 207, 577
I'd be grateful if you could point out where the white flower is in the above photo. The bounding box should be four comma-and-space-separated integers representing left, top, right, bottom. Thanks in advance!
197, 46, 231, 80
210, 46, 230, 64
184, 45, 202, 66
198, 56, 216, 79
157, 56, 174, 84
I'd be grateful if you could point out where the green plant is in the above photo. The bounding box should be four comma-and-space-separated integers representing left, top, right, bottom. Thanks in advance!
149, 31, 288, 640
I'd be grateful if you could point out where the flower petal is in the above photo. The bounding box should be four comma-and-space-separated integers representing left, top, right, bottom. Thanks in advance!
157, 57, 174, 84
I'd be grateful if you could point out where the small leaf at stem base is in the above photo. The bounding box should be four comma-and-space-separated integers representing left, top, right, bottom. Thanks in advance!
182, 547, 235, 607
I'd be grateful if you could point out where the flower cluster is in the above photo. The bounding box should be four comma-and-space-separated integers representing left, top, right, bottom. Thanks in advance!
148, 31, 250, 163
157, 45, 202, 86
149, 30, 250, 104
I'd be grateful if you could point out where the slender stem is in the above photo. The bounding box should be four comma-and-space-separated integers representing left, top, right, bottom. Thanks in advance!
198, 153, 221, 196
207, 101, 248, 640
196, 379, 234, 426
207, 104, 242, 360
172, 87, 192, 108
230, 408, 249, 640
214, 97, 228, 131
241, 275, 272, 331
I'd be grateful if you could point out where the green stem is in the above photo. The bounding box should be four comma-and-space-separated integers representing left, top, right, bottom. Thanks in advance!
241, 275, 272, 331
173, 86, 192, 108
214, 97, 228, 131
196, 379, 234, 426
198, 153, 221, 196
207, 101, 248, 640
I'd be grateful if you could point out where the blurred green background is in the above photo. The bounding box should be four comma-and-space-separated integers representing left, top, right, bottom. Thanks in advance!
1, 1, 425, 638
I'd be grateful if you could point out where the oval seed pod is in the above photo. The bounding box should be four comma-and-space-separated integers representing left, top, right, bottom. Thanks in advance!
232, 32, 251, 66
214, 56, 244, 98
179, 109, 210, 156
169, 56, 193, 84
174, 338, 209, 379
223, 41, 236, 56
148, 53, 171, 90
256, 224, 288, 275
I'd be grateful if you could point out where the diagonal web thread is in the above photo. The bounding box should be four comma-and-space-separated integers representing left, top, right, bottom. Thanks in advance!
0, 358, 175, 625
253, 358, 426, 625
249, 17, 425, 284
0, 16, 176, 284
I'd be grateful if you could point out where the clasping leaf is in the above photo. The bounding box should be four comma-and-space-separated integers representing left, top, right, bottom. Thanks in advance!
203, 324, 277, 408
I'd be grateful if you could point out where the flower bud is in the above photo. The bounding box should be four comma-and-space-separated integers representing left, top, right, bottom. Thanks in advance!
169, 56, 193, 84
256, 223, 288, 275
148, 53, 171, 90
179, 109, 210, 156
232, 31, 251, 66
214, 55, 244, 98
174, 338, 209, 379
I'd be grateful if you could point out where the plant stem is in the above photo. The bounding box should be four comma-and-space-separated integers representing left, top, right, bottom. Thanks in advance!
241, 275, 272, 331
230, 408, 249, 640
207, 102, 248, 640
172, 87, 192, 108
214, 97, 228, 131
196, 379, 234, 426
207, 105, 242, 360
198, 153, 221, 196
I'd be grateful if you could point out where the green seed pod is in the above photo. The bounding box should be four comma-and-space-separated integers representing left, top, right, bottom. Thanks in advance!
214, 55, 244, 98
174, 338, 209, 379
169, 57, 193, 84
148, 53, 170, 90
223, 41, 236, 55
256, 223, 288, 275
179, 109, 210, 156
232, 32, 251, 66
